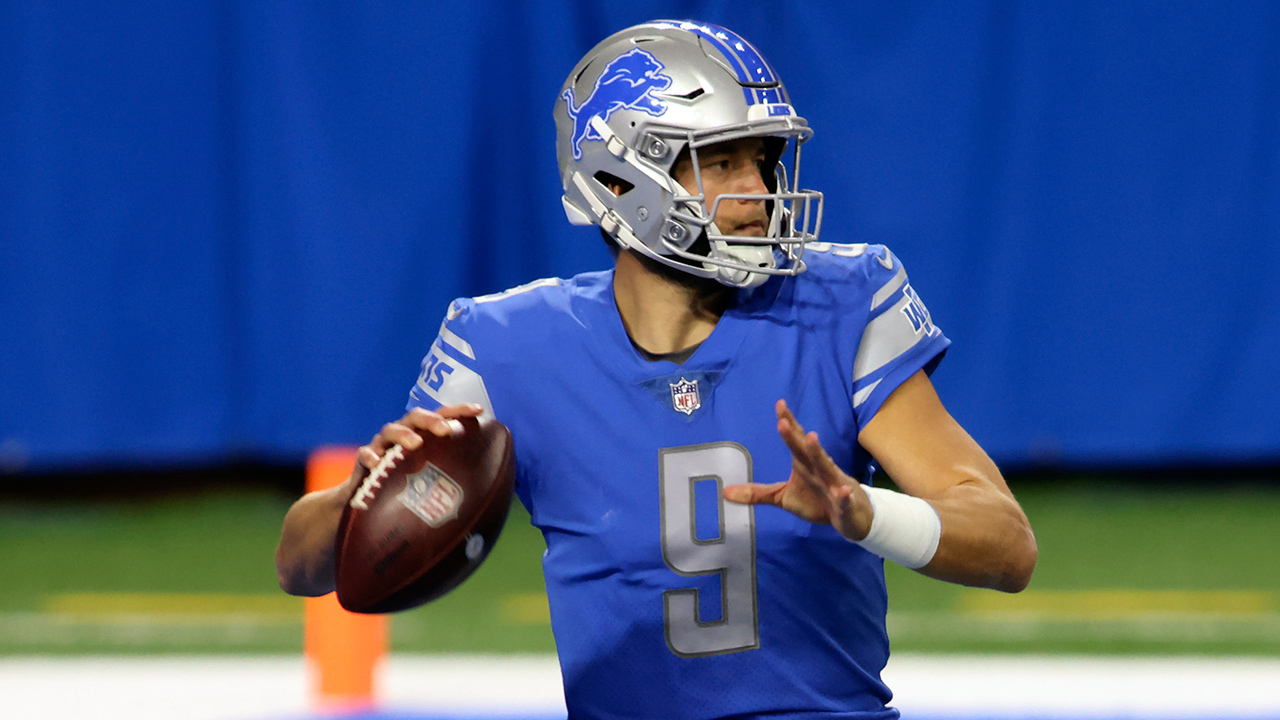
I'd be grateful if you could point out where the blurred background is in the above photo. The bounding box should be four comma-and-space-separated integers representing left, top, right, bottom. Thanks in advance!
2, 0, 1278, 717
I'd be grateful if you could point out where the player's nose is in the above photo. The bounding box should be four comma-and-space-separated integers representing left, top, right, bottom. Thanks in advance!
733, 165, 769, 198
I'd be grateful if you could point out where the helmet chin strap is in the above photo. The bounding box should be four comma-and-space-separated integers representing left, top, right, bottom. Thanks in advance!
710, 245, 772, 288
705, 220, 775, 289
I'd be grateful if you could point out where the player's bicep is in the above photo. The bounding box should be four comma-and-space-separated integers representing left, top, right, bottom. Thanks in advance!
858, 370, 1010, 500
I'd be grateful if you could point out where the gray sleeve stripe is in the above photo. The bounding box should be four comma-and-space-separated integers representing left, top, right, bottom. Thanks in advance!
870, 266, 908, 311
852, 378, 882, 409
418, 357, 495, 421
853, 294, 925, 383
437, 321, 475, 360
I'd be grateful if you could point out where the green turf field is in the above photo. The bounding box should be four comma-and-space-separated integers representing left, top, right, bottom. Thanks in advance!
1, 478, 1277, 656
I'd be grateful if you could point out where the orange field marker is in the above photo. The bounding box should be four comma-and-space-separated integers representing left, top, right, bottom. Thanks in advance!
304, 446, 388, 712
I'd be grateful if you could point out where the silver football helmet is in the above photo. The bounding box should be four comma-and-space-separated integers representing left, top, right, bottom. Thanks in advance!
554, 20, 823, 288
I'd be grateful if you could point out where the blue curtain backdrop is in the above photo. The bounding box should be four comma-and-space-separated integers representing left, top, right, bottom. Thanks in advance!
2, 1, 1277, 472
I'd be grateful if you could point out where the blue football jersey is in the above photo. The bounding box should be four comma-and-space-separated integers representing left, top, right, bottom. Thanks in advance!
408, 243, 949, 720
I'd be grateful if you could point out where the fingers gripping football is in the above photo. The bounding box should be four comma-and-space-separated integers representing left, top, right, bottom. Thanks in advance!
354, 404, 486, 479
335, 410, 517, 613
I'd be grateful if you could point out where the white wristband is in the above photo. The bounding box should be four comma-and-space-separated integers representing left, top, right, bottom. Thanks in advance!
853, 486, 942, 569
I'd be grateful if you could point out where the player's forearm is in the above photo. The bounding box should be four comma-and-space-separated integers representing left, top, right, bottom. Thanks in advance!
275, 483, 351, 596
916, 479, 1037, 593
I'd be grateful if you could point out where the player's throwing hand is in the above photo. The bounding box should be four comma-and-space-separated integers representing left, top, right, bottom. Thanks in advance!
723, 399, 875, 541
353, 404, 485, 478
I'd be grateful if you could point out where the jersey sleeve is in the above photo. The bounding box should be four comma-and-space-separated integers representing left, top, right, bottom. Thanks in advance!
406, 299, 497, 420
850, 246, 950, 430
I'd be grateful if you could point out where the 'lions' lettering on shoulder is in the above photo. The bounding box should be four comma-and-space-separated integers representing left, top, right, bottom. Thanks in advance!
900, 284, 938, 337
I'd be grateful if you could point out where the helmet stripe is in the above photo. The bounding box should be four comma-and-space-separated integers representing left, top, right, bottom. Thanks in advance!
649, 20, 781, 105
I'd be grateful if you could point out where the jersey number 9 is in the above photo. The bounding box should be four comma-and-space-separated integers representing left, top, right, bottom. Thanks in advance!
659, 442, 760, 657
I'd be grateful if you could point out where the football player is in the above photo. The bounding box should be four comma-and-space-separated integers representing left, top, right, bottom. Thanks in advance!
277, 20, 1037, 719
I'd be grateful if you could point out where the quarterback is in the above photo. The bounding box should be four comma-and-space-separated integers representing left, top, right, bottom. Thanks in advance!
277, 20, 1037, 719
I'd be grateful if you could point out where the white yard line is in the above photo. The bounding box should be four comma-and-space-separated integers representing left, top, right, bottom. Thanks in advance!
0, 656, 308, 720
0, 654, 1278, 720
883, 655, 1280, 718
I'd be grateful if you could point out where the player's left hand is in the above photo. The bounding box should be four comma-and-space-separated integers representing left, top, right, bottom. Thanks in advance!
722, 399, 874, 541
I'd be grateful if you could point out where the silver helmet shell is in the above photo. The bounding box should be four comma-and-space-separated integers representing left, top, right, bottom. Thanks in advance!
554, 20, 823, 288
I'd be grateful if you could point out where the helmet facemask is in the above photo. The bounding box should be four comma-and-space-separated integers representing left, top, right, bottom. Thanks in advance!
660, 119, 823, 288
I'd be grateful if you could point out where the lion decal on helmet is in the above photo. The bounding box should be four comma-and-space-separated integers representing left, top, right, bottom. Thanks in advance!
562, 48, 673, 160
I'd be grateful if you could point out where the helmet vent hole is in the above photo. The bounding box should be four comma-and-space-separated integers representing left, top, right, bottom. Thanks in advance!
670, 87, 705, 100
593, 171, 634, 197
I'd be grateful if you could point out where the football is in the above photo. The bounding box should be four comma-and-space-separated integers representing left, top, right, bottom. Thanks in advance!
333, 416, 516, 614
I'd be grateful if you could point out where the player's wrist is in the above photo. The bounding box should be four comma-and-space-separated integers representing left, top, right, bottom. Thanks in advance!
842, 485, 875, 542
848, 486, 942, 569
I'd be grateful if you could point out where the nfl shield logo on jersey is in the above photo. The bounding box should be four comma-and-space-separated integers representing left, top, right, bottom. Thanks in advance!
669, 377, 701, 415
